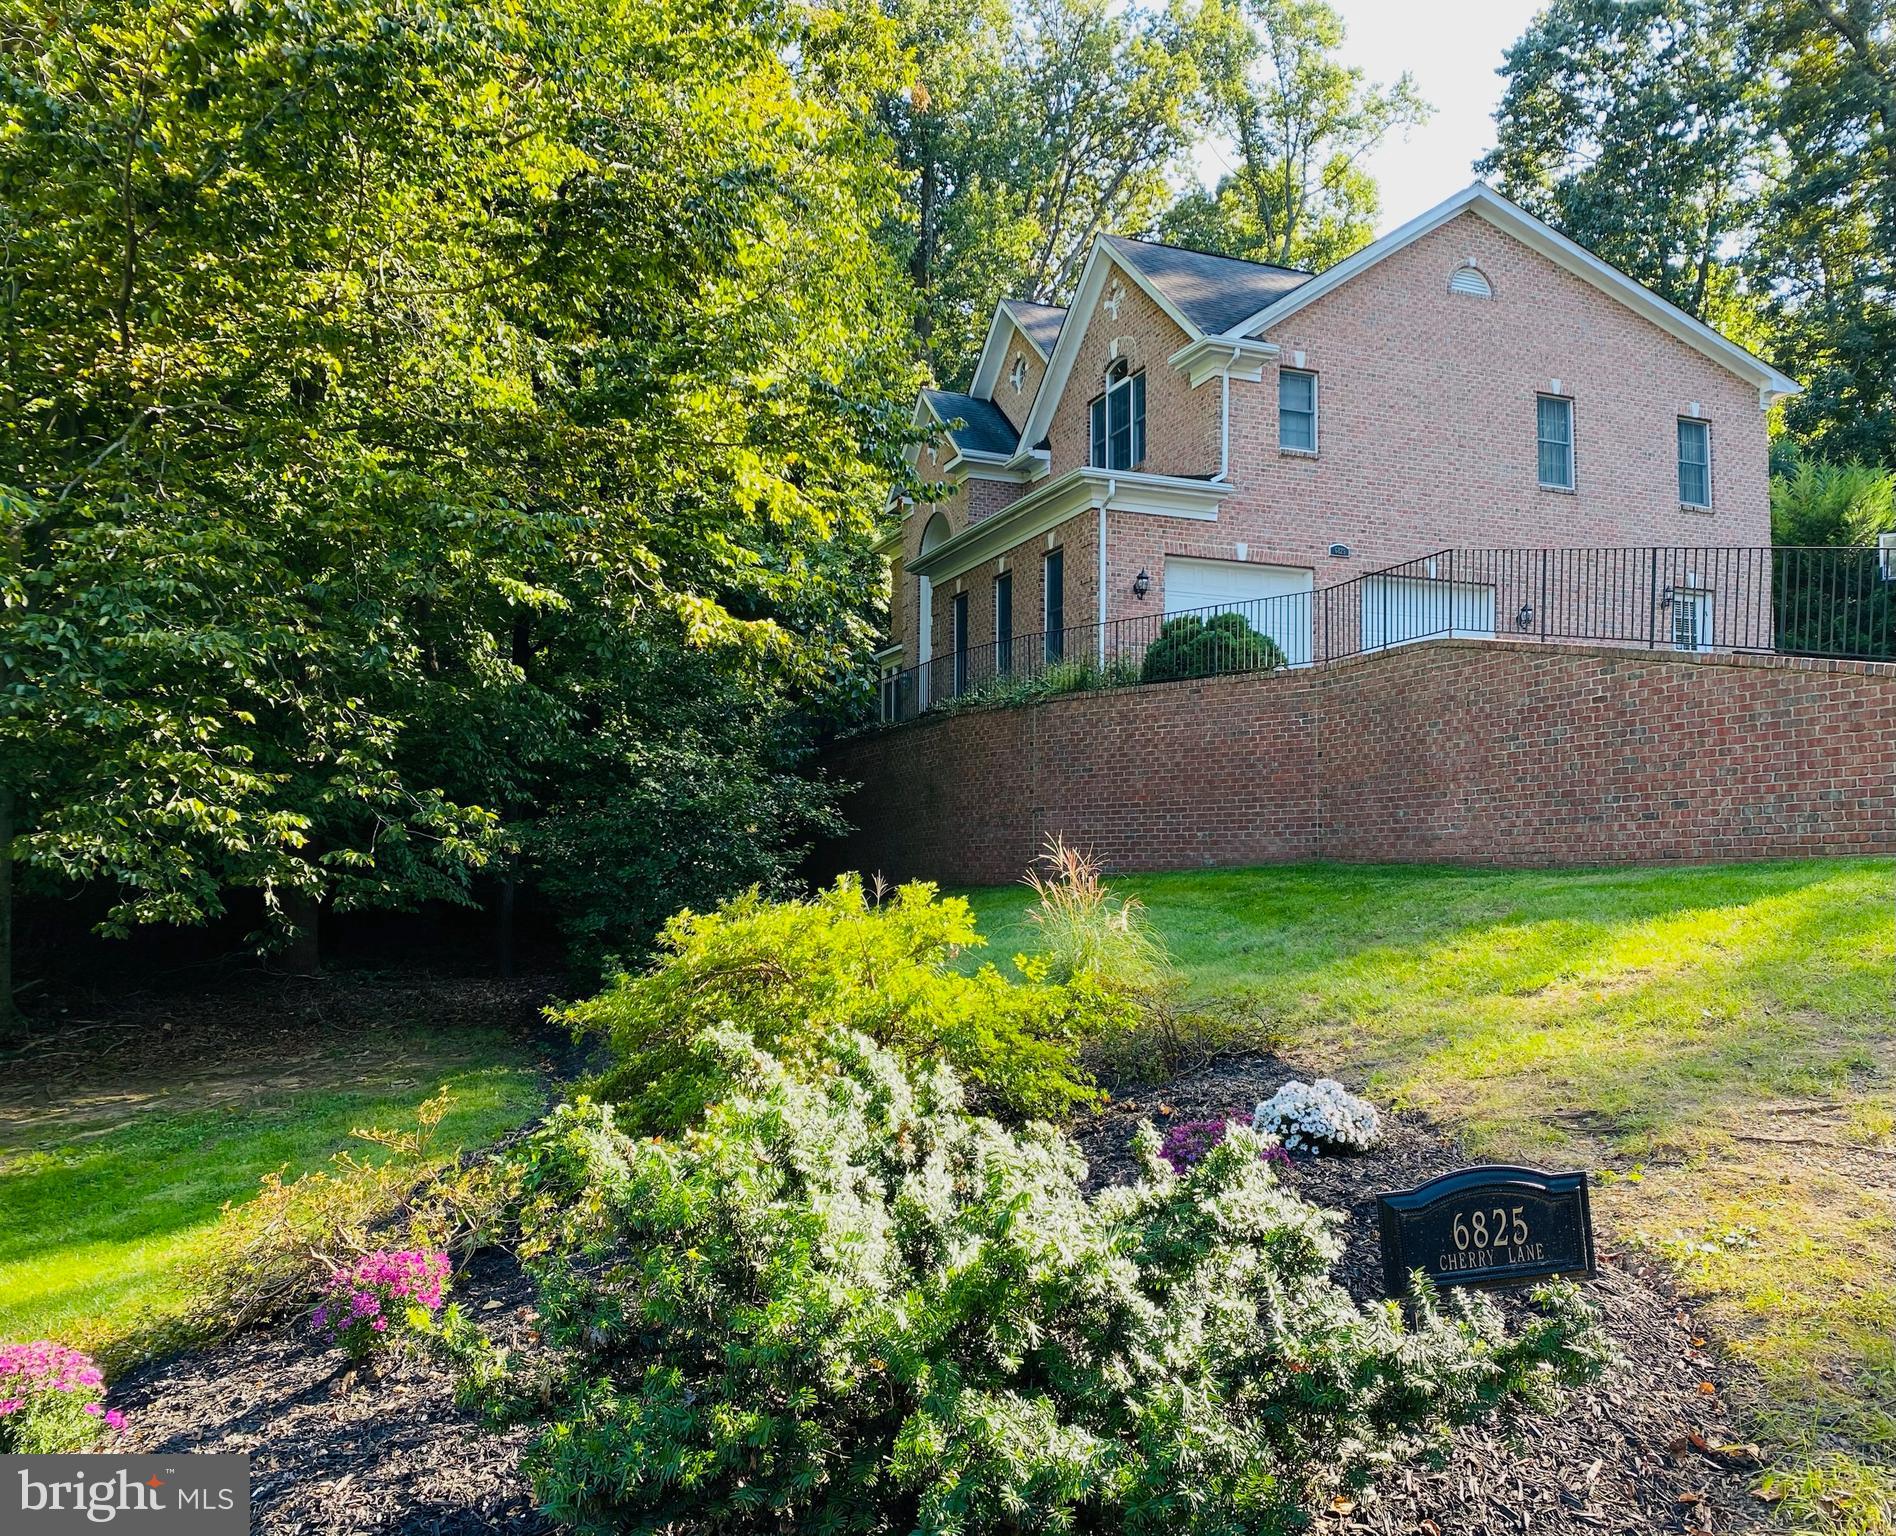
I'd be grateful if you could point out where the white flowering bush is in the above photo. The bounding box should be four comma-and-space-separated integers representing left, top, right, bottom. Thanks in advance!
489, 1029, 1603, 1536
1254, 1077, 1382, 1154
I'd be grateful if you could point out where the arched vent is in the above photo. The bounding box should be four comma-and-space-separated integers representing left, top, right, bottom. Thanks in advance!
1449, 263, 1493, 299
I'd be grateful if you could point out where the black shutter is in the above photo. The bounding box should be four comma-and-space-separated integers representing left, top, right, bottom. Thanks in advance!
1044, 549, 1065, 662
996, 571, 1014, 673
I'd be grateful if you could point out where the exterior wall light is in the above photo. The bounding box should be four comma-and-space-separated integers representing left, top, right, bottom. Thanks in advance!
1132, 568, 1151, 598
1515, 602, 1535, 631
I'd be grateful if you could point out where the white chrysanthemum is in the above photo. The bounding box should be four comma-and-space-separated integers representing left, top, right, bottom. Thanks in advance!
1252, 1077, 1381, 1153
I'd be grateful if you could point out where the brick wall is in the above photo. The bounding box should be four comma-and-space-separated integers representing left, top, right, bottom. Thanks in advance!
820, 640, 1896, 885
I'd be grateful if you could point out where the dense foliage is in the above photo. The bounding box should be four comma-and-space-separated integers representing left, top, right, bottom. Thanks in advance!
1140, 611, 1288, 683
1483, 0, 1896, 466
0, 0, 917, 1001
497, 1026, 1604, 1536
567, 875, 1124, 1130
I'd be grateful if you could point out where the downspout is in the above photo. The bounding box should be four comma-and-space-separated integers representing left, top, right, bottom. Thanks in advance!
1219, 344, 1242, 482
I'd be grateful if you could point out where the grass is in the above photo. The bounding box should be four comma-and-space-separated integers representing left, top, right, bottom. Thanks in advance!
962, 858, 1896, 1533
0, 1022, 544, 1362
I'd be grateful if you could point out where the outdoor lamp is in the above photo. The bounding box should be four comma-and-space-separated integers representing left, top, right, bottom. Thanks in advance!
1515, 602, 1534, 631
1132, 568, 1151, 598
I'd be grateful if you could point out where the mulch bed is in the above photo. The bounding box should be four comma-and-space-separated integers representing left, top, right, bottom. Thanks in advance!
1083, 1053, 1773, 1536
114, 1050, 1771, 1536
114, 1247, 554, 1536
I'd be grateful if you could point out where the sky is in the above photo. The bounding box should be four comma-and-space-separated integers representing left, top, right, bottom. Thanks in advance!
1191, 0, 1547, 235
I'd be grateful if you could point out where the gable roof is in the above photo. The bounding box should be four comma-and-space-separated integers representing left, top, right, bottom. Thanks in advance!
1103, 235, 1311, 335
1226, 182, 1801, 404
921, 388, 1019, 458
1001, 299, 1067, 357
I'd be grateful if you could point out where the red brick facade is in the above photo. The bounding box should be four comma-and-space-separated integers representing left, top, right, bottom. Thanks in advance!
821, 641, 1896, 885
889, 201, 1786, 683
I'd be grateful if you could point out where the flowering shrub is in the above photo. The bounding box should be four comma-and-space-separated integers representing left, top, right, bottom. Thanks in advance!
492, 1028, 1605, 1536
1254, 1077, 1382, 1154
1158, 1115, 1291, 1172
0, 1342, 125, 1452
311, 1249, 451, 1363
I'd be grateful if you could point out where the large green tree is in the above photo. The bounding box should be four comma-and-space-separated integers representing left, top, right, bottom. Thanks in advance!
885, 0, 1212, 381
1160, 0, 1429, 271
0, 0, 917, 1030
1479, 0, 1759, 326
1483, 0, 1896, 463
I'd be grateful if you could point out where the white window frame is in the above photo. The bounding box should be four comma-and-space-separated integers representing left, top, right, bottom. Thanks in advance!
1670, 589, 1713, 652
1678, 417, 1711, 509
1537, 394, 1575, 491
1088, 362, 1146, 470
1279, 368, 1318, 455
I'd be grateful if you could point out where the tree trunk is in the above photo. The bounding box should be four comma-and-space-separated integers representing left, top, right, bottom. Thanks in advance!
0, 781, 21, 1047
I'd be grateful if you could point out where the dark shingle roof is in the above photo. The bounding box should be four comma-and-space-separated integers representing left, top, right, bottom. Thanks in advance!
1103, 235, 1311, 335
922, 388, 1019, 457
1001, 299, 1067, 356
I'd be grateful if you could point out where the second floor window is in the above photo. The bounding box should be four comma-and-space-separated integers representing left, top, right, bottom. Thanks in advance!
1537, 394, 1574, 490
1678, 418, 1710, 508
1090, 361, 1146, 470
1279, 368, 1317, 452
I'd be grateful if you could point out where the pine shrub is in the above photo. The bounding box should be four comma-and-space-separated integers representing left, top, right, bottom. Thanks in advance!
496, 1027, 1606, 1536
565, 875, 1126, 1131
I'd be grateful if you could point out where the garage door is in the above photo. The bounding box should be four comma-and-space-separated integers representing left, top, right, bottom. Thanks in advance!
1163, 557, 1313, 665
1359, 575, 1496, 651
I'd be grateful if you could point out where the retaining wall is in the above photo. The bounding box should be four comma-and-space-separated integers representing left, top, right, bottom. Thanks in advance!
819, 640, 1896, 885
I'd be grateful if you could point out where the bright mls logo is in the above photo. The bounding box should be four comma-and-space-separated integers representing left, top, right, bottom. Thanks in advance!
2, 1455, 248, 1533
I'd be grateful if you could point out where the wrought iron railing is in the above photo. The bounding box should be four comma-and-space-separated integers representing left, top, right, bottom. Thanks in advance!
870, 544, 1896, 726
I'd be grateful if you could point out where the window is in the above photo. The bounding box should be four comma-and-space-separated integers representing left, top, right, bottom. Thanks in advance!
1671, 590, 1711, 652
1279, 369, 1317, 453
995, 570, 1014, 673
1089, 362, 1146, 470
1678, 418, 1711, 508
951, 592, 969, 694
1537, 395, 1574, 489
1044, 548, 1065, 661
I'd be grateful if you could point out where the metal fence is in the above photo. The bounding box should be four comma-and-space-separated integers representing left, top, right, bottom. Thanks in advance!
872, 544, 1896, 726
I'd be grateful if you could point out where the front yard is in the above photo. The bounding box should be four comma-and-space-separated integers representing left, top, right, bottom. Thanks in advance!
964, 858, 1895, 1530
0, 972, 553, 1366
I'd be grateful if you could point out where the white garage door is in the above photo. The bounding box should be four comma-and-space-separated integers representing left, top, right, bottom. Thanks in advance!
1359, 575, 1496, 651
1163, 557, 1313, 665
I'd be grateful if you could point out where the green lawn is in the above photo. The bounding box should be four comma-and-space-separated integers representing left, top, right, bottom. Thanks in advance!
963, 859, 1895, 1532
0, 1022, 544, 1362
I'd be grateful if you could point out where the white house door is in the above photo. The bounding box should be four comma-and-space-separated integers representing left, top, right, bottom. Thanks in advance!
1163, 557, 1313, 665
1359, 575, 1496, 652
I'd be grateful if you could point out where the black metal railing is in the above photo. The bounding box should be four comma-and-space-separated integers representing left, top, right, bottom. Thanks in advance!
869, 544, 1896, 726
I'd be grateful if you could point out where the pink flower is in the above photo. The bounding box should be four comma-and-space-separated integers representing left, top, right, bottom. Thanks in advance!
104, 1411, 126, 1432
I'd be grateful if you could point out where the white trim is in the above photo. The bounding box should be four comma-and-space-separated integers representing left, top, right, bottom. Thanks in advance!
909, 467, 1230, 584
969, 303, 1051, 400
1221, 182, 1801, 406
1009, 242, 1210, 466
1279, 366, 1319, 455
1169, 336, 1279, 389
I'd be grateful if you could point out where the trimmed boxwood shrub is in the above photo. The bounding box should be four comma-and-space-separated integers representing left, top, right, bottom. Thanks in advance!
1140, 611, 1287, 683
495, 1027, 1606, 1536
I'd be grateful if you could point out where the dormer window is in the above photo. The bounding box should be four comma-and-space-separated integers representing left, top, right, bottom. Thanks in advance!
1449, 261, 1493, 298
1009, 354, 1027, 393
1089, 359, 1146, 470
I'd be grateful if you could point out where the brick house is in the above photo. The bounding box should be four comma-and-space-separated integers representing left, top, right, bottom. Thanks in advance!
876, 182, 1802, 714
